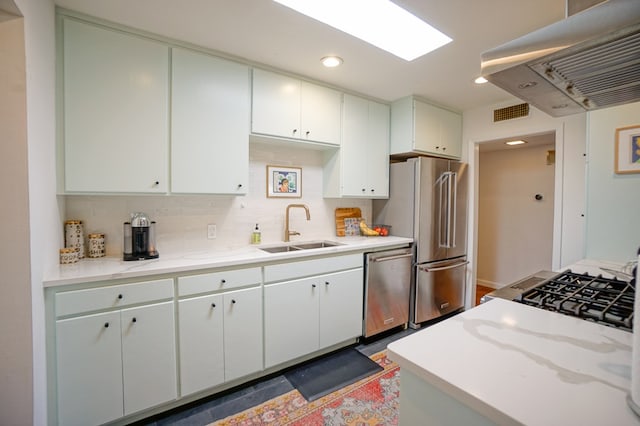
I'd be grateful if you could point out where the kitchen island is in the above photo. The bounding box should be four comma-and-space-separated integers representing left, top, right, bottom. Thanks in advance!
388, 298, 638, 425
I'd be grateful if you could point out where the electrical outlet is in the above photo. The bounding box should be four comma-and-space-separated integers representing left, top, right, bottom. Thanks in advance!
207, 224, 217, 239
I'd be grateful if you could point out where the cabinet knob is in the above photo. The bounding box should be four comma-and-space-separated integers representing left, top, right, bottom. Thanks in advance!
435, 146, 440, 150
361, 188, 366, 192
154, 181, 160, 186
117, 294, 123, 300
312, 284, 317, 288
325, 281, 330, 286
292, 129, 298, 135
211, 303, 216, 308
132, 317, 137, 323
370, 189, 375, 193
104, 322, 109, 328
231, 299, 236, 304
221, 279, 226, 284
237, 184, 243, 188
306, 131, 310, 137
442, 147, 446, 151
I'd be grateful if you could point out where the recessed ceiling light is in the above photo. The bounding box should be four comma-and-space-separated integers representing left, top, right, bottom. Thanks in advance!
474, 76, 488, 84
505, 140, 527, 146
321, 56, 343, 67
273, 0, 452, 61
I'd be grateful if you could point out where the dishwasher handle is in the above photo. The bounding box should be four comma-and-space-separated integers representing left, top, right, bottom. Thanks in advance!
419, 261, 468, 273
369, 253, 413, 263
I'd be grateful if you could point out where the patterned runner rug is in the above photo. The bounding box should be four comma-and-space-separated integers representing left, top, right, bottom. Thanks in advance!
210, 351, 399, 425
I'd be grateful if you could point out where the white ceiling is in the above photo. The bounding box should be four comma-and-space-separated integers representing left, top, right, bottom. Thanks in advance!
53, 0, 567, 113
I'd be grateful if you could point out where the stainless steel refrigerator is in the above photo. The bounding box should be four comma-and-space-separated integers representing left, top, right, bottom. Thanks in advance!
373, 157, 468, 327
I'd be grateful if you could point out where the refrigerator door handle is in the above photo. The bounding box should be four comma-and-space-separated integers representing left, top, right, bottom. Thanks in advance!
419, 260, 468, 273
449, 172, 457, 248
437, 173, 447, 248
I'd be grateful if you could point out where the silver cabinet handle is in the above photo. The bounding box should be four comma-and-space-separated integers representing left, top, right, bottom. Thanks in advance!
370, 253, 413, 262
419, 261, 468, 272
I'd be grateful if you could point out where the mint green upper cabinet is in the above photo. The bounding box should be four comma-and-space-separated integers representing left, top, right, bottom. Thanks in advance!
324, 94, 390, 198
390, 96, 462, 159
62, 18, 169, 193
171, 48, 250, 194
251, 69, 342, 146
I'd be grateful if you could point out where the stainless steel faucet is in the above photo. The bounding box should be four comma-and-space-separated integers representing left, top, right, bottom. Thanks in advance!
284, 204, 311, 242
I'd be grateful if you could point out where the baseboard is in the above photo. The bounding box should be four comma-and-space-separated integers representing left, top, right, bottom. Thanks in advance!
476, 279, 500, 289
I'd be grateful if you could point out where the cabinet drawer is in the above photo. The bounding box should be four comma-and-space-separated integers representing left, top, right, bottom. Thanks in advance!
56, 279, 174, 317
178, 267, 262, 296
264, 254, 362, 283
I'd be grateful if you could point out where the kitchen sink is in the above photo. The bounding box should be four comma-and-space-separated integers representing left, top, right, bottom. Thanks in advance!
259, 240, 343, 254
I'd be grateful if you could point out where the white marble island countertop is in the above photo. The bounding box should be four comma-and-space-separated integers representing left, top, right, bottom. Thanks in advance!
388, 298, 639, 425
44, 236, 412, 287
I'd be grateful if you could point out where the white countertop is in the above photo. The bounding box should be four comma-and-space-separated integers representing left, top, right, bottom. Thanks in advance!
44, 236, 413, 287
388, 298, 639, 425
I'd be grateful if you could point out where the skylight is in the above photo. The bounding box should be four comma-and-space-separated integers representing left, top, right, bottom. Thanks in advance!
273, 0, 452, 61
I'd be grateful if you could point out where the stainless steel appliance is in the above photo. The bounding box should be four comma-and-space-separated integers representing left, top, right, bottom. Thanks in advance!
123, 212, 159, 261
373, 157, 468, 327
363, 247, 412, 337
482, 269, 635, 332
480, 0, 640, 117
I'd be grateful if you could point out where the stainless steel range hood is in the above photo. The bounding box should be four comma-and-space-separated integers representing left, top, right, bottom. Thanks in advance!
481, 0, 640, 117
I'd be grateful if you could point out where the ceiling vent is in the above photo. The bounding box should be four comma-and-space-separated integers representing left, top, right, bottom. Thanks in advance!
493, 103, 530, 122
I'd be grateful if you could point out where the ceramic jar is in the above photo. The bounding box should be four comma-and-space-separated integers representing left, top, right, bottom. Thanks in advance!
64, 220, 85, 259
59, 248, 78, 264
87, 233, 105, 258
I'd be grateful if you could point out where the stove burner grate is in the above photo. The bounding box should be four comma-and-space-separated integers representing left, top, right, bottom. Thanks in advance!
516, 270, 634, 332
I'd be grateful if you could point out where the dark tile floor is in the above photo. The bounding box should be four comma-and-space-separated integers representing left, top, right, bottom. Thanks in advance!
139, 327, 416, 426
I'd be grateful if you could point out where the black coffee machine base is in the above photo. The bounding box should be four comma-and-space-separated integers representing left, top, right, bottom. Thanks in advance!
123, 252, 160, 261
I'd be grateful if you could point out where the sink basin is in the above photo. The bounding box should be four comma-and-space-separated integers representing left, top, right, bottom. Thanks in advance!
292, 241, 343, 249
259, 240, 343, 254
259, 245, 303, 254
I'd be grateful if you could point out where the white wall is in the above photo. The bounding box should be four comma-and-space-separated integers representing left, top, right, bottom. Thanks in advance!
463, 100, 587, 302
15, 0, 59, 423
478, 144, 555, 287
65, 143, 372, 256
586, 102, 640, 261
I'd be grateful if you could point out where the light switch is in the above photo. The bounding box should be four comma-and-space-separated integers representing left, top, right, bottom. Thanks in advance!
207, 224, 217, 239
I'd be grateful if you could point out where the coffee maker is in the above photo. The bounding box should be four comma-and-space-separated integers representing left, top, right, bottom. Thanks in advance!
123, 212, 159, 261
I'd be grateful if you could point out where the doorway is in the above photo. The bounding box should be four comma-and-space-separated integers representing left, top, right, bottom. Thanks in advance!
475, 132, 556, 303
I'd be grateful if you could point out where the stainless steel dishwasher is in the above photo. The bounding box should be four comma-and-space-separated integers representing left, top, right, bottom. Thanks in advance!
363, 247, 413, 338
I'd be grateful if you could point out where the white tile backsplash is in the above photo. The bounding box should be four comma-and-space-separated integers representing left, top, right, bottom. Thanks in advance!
64, 144, 372, 256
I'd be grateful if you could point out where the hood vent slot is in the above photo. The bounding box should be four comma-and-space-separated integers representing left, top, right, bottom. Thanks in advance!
529, 30, 640, 110
494, 103, 530, 122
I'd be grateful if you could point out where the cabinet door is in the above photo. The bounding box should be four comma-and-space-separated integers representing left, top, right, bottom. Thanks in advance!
63, 18, 169, 193
178, 294, 224, 396
171, 48, 249, 194
341, 94, 369, 196
121, 301, 177, 415
264, 277, 319, 368
367, 101, 390, 197
251, 69, 300, 139
223, 287, 263, 381
414, 100, 461, 159
320, 269, 364, 348
56, 311, 123, 426
300, 81, 342, 145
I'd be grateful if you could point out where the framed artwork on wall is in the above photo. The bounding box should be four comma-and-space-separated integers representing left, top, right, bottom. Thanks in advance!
615, 125, 640, 174
266, 165, 302, 198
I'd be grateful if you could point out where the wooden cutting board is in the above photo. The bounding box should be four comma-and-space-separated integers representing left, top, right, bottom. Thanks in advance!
335, 208, 362, 236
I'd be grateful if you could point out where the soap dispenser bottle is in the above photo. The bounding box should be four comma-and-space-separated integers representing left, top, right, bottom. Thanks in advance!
251, 224, 261, 244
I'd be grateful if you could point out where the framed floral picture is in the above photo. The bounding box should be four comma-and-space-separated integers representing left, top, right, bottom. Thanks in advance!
615, 125, 640, 174
266, 166, 302, 198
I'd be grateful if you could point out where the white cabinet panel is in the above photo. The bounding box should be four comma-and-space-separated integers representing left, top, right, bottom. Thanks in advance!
178, 294, 225, 396
333, 94, 389, 198
390, 96, 462, 160
62, 18, 169, 193
56, 311, 123, 426
264, 253, 362, 283
264, 277, 319, 368
319, 269, 364, 348
121, 301, 177, 415
171, 48, 250, 194
222, 287, 263, 381
177, 267, 261, 297
252, 68, 341, 145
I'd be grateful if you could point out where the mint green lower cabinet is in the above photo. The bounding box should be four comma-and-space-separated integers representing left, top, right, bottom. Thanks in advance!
178, 286, 262, 396
55, 301, 176, 426
264, 268, 364, 368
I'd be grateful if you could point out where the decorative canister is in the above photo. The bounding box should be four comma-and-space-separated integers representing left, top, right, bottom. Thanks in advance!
87, 233, 106, 258
59, 248, 78, 264
64, 220, 85, 259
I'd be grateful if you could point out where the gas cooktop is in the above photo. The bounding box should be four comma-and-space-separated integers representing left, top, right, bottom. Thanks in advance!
482, 269, 635, 332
